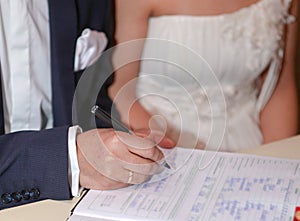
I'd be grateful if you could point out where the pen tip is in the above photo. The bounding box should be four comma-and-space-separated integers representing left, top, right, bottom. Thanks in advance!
163, 162, 171, 169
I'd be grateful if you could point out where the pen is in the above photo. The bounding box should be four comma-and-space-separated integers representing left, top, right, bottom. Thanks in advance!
91, 105, 171, 169
91, 105, 132, 134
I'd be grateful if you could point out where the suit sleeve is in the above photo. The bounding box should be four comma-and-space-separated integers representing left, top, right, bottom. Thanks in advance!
0, 126, 71, 209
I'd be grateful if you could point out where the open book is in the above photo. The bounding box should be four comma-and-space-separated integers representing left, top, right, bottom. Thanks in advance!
69, 148, 300, 221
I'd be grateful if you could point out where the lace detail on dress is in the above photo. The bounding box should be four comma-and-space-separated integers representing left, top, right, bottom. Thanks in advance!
282, 0, 296, 23
222, 0, 294, 71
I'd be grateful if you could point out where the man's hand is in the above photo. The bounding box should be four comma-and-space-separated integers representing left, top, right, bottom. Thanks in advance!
76, 128, 174, 190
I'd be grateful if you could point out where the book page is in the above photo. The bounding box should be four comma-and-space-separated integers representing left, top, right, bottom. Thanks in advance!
68, 215, 115, 221
70, 148, 300, 221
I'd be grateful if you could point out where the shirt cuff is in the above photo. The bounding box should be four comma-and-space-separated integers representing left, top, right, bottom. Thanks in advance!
68, 125, 83, 197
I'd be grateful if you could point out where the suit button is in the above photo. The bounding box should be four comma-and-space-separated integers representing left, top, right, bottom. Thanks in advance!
21, 190, 30, 200
29, 188, 40, 199
1, 193, 12, 204
11, 192, 22, 202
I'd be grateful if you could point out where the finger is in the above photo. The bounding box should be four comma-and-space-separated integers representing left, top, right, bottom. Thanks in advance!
99, 163, 151, 184
90, 170, 150, 188
122, 160, 163, 175
122, 169, 152, 184
153, 134, 175, 149
109, 143, 164, 174
83, 173, 130, 190
85, 153, 157, 184
113, 131, 165, 163
147, 130, 175, 149
127, 146, 164, 163
133, 129, 175, 149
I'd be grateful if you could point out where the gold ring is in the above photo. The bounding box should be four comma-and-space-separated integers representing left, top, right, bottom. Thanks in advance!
127, 170, 133, 183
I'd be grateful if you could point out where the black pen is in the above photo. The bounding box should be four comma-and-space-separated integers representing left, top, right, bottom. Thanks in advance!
91, 105, 171, 169
91, 105, 132, 134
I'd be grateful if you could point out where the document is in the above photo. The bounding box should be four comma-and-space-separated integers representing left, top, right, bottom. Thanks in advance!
69, 148, 300, 221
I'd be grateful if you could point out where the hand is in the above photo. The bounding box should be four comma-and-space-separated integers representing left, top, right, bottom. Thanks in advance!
76, 128, 167, 190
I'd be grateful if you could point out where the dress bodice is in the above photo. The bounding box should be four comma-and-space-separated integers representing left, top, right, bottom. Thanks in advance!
136, 0, 294, 151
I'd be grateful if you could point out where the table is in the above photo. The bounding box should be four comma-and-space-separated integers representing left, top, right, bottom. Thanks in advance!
1, 135, 299, 221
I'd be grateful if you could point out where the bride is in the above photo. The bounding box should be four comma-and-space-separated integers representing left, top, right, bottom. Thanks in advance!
109, 0, 298, 151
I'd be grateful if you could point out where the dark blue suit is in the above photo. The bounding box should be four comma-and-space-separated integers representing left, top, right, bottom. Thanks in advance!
0, 0, 114, 209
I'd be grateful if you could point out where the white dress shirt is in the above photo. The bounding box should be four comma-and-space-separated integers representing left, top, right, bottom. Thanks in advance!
0, 0, 52, 132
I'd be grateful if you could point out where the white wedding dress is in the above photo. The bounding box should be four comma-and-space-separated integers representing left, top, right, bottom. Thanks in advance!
136, 0, 294, 151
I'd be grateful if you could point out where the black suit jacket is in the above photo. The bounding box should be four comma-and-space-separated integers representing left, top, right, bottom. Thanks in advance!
0, 0, 115, 209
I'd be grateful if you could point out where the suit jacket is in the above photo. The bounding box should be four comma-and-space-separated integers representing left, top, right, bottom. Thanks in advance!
0, 0, 114, 209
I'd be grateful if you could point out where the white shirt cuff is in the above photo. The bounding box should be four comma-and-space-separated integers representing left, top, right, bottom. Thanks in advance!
68, 125, 83, 197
